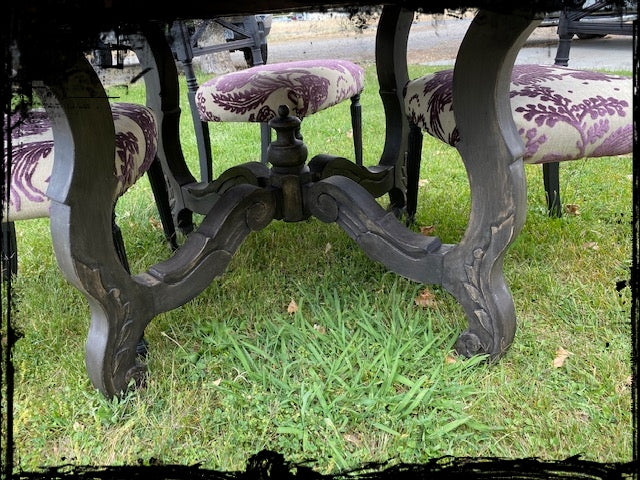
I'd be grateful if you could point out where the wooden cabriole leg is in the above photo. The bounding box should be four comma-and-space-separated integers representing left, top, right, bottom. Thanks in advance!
29, 50, 154, 397
371, 6, 539, 360
442, 9, 541, 358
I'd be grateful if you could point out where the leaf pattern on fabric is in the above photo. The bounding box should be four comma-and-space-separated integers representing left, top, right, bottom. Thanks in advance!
404, 69, 458, 146
3, 103, 157, 221
112, 103, 157, 193
511, 66, 629, 162
404, 64, 632, 165
6, 140, 53, 212
196, 59, 364, 123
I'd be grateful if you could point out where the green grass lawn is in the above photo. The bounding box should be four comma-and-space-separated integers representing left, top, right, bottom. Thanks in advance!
4, 63, 633, 475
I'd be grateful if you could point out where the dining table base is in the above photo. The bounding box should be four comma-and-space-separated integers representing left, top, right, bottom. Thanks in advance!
23, 6, 542, 398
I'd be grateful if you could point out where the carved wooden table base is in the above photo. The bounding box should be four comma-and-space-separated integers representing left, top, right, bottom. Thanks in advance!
34, 7, 540, 398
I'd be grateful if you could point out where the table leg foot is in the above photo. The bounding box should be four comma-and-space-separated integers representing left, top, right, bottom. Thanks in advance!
76, 260, 155, 396
447, 214, 519, 359
455, 331, 487, 358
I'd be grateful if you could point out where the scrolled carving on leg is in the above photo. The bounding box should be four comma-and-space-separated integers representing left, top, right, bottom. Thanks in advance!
178, 162, 273, 218
449, 214, 518, 359
455, 330, 487, 358
78, 262, 155, 398
187, 162, 271, 199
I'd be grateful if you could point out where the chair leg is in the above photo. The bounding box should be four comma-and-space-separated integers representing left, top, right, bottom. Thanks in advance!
554, 10, 572, 66
127, 155, 180, 359
350, 93, 363, 166
111, 212, 149, 358
260, 123, 272, 164
543, 162, 562, 217
111, 213, 131, 273
406, 123, 423, 224
170, 20, 213, 184
1, 222, 18, 280
146, 156, 179, 251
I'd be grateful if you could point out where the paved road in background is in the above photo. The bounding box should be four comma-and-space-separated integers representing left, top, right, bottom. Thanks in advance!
266, 17, 633, 71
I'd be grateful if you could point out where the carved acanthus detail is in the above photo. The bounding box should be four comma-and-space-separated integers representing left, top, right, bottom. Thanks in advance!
460, 213, 516, 355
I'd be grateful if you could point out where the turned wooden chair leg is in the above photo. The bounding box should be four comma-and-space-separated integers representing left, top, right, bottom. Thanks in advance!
146, 156, 179, 250
543, 162, 562, 217
1, 222, 18, 279
351, 93, 363, 166
405, 123, 423, 224
260, 123, 272, 164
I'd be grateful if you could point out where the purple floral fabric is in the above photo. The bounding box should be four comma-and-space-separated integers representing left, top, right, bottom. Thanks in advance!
404, 64, 632, 164
196, 59, 365, 123
3, 103, 157, 221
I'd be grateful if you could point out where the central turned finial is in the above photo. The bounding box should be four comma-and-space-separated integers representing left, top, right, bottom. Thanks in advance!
266, 105, 308, 174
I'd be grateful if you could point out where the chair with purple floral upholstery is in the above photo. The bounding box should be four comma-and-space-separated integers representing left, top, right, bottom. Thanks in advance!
195, 58, 365, 166
2, 102, 176, 279
403, 64, 633, 220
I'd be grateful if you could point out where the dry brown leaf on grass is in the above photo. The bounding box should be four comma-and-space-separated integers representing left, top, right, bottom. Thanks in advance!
418, 179, 429, 187
324, 242, 332, 254
552, 346, 572, 368
287, 299, 298, 314
565, 204, 580, 216
576, 410, 590, 422
445, 355, 457, 364
420, 225, 436, 236
414, 288, 437, 308
616, 375, 633, 394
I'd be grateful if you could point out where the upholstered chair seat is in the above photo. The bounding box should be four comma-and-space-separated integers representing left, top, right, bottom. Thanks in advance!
403, 64, 632, 218
2, 102, 174, 278
5, 103, 157, 222
195, 59, 365, 165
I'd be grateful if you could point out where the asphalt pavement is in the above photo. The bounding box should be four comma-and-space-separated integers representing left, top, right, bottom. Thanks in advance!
515, 31, 633, 70
409, 18, 634, 70
267, 18, 634, 72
